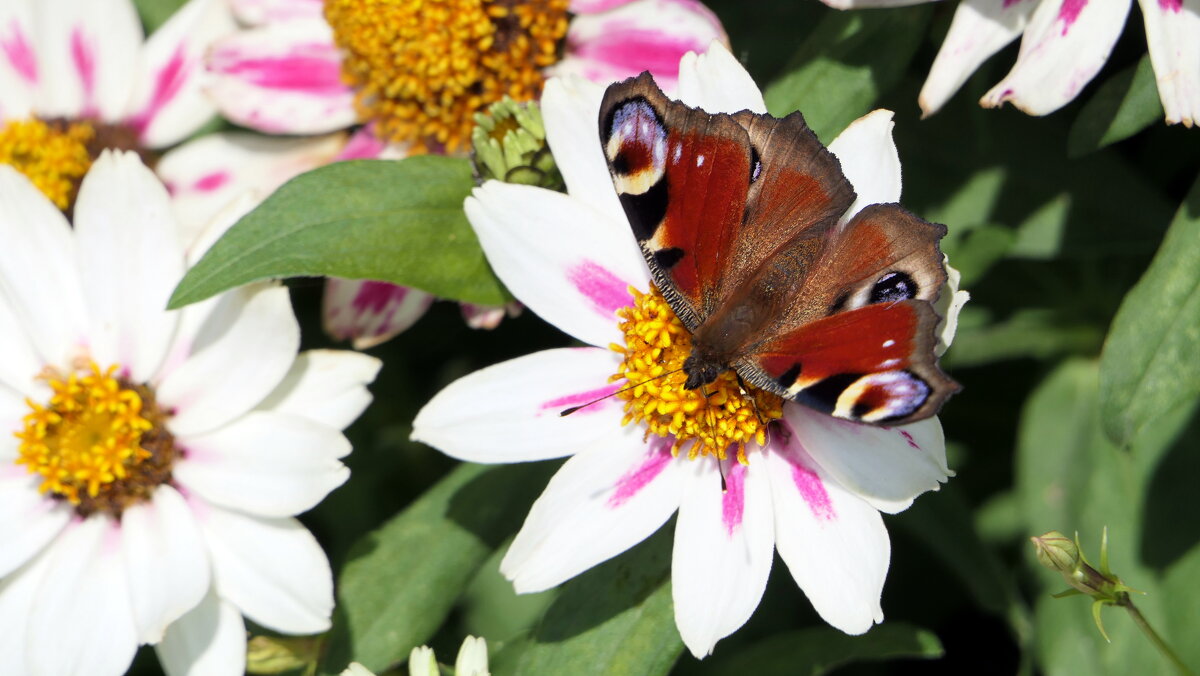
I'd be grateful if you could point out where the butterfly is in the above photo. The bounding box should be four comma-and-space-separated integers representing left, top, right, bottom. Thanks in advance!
598, 73, 959, 425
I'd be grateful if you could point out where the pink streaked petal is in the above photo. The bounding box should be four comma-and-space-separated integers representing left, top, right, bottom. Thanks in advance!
412, 347, 628, 463
157, 130, 346, 241
501, 434, 683, 593
465, 181, 649, 348
980, 0, 1132, 115
782, 405, 950, 514
335, 125, 390, 160
608, 438, 673, 507
1, 15, 38, 85
230, 0, 325, 25
764, 436, 889, 636
819, 0, 937, 6
460, 301, 520, 330
129, 0, 238, 148
322, 279, 434, 350
918, 0, 1037, 117
571, 0, 640, 12
31, 0, 141, 121
553, 0, 726, 95
672, 455, 773, 658
206, 18, 357, 134
1139, 0, 1200, 126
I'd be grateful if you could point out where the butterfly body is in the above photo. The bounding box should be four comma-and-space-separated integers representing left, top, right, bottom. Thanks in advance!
599, 73, 959, 425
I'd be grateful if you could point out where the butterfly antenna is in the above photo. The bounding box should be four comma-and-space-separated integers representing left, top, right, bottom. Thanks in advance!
699, 383, 727, 492
560, 367, 684, 416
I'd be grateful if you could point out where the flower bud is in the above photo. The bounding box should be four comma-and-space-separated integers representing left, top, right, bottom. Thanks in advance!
245, 635, 322, 674
471, 98, 564, 191
1031, 528, 1140, 641
454, 635, 490, 676
408, 645, 438, 676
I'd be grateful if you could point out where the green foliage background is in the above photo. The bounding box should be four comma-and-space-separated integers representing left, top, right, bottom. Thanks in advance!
142, 0, 1200, 673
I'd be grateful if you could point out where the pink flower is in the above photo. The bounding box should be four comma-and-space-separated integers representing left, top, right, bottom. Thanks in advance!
183, 0, 727, 349
412, 42, 968, 657
820, 0, 1200, 126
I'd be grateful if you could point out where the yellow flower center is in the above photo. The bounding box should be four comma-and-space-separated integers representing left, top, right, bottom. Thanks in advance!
14, 362, 176, 516
612, 286, 784, 464
324, 0, 569, 153
0, 118, 95, 210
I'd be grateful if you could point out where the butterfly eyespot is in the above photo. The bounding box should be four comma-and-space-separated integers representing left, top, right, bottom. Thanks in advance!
869, 271, 917, 304
604, 98, 667, 194
750, 146, 763, 183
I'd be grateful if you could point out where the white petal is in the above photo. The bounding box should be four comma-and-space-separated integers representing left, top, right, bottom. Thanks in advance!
550, 0, 727, 96
934, 258, 969, 356
0, 1, 37, 120
229, 0, 325, 25
157, 284, 300, 437
466, 182, 648, 347
764, 441, 889, 634
0, 288, 45, 397
540, 75, 629, 225
28, 517, 139, 676
128, 0, 237, 147
74, 151, 184, 383
676, 40, 765, 114
412, 347, 627, 463
157, 130, 345, 241
919, 0, 1037, 117
0, 471, 71, 578
31, 0, 142, 121
1139, 0, 1200, 127
196, 504, 334, 634
322, 279, 434, 349
121, 485, 211, 644
175, 411, 349, 518
255, 349, 381, 430
782, 406, 950, 514
0, 166, 87, 366
827, 109, 902, 223
501, 435, 683, 592
819, 0, 934, 6
205, 18, 357, 134
571, 0, 641, 12
157, 590, 247, 676
671, 457, 773, 658
0, 552, 45, 674
981, 0, 1133, 115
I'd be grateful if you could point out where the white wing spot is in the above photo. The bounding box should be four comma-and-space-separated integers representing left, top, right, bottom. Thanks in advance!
882, 339, 896, 348
696, 154, 705, 167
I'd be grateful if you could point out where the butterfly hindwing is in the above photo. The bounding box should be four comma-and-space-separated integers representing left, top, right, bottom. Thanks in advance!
739, 300, 958, 424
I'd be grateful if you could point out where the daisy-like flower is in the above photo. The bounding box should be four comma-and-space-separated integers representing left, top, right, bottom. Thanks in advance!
0, 151, 380, 675
180, 0, 728, 349
412, 42, 969, 657
0, 0, 236, 214
819, 0, 1200, 126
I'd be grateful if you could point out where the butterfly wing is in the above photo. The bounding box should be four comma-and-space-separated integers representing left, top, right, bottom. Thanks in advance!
598, 73, 854, 329
737, 204, 958, 424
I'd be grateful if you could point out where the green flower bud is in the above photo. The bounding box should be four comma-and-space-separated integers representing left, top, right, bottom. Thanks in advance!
1031, 528, 1141, 642
454, 636, 490, 676
408, 645, 438, 676
471, 98, 564, 191
245, 635, 322, 674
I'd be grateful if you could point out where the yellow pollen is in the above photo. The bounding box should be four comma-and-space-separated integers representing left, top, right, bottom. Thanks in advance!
15, 362, 154, 505
325, 0, 569, 153
612, 286, 784, 464
0, 118, 94, 210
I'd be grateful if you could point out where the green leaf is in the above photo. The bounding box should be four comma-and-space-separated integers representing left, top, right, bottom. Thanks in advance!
319, 462, 555, 674
1161, 542, 1200, 671
1068, 56, 1163, 158
133, 0, 187, 31
504, 529, 682, 676
763, 5, 931, 141
1099, 176, 1200, 448
942, 308, 1103, 368
692, 623, 943, 676
940, 223, 1015, 286
169, 157, 510, 309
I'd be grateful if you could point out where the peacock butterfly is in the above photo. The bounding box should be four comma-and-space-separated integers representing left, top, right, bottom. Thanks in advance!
598, 73, 959, 425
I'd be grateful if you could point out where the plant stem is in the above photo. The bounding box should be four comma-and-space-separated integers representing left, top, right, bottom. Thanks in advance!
1119, 595, 1194, 676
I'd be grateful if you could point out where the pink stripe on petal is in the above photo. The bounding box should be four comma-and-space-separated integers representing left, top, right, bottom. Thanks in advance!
335, 129, 386, 160
569, 27, 705, 79
351, 281, 408, 313
1057, 0, 1087, 34
71, 28, 97, 115
898, 429, 920, 450
1159, 0, 1182, 10
1002, 0, 1028, 7
129, 45, 189, 136
212, 43, 349, 96
540, 383, 622, 414
2, 20, 37, 83
608, 440, 672, 508
721, 462, 746, 536
192, 170, 231, 192
791, 459, 836, 521
567, 260, 633, 319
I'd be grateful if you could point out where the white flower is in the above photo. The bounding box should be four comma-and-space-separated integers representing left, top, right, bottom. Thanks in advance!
180, 0, 729, 349
0, 151, 379, 676
820, 0, 1200, 126
412, 42, 965, 657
